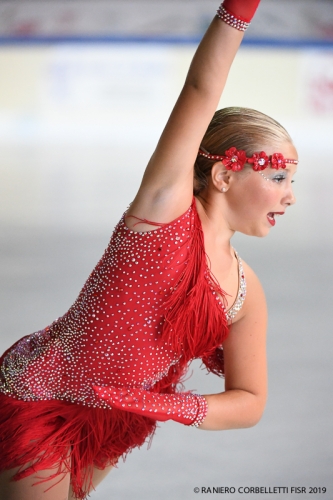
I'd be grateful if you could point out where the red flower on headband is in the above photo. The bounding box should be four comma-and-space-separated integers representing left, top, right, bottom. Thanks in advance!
222, 147, 247, 172
271, 153, 286, 169
247, 151, 269, 171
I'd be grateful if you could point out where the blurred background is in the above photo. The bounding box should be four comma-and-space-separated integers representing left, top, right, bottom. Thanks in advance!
0, 1, 332, 499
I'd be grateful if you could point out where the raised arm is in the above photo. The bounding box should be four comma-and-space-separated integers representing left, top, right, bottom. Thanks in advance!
127, 1, 261, 227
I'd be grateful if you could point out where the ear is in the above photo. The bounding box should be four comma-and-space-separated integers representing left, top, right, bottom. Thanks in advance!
210, 161, 232, 193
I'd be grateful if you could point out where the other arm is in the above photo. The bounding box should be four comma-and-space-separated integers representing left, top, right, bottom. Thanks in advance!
199, 266, 268, 430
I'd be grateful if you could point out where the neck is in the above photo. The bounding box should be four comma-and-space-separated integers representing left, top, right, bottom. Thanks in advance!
195, 193, 235, 251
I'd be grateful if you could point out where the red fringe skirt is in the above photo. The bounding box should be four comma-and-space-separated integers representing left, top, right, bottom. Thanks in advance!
0, 392, 156, 498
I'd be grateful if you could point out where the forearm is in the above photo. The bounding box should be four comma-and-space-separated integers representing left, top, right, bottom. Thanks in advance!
93, 384, 266, 430
184, 16, 244, 101
199, 389, 267, 431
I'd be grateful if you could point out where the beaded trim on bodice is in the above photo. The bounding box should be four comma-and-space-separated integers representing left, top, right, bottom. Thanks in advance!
225, 251, 246, 322
207, 250, 246, 323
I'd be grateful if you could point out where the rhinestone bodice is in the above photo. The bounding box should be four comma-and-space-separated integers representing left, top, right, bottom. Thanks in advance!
0, 199, 246, 408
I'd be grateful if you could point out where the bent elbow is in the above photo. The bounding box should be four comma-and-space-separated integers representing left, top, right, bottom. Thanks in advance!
245, 409, 265, 428
244, 398, 266, 428
237, 391, 266, 429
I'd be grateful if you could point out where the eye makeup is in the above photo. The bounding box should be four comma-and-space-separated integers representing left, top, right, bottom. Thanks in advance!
258, 171, 288, 183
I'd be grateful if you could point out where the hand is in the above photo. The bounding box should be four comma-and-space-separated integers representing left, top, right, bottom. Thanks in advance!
93, 385, 208, 427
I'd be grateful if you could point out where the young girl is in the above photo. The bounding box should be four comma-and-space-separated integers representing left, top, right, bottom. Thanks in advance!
0, 1, 298, 499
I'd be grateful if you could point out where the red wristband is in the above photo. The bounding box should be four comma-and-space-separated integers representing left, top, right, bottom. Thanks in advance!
222, 0, 261, 23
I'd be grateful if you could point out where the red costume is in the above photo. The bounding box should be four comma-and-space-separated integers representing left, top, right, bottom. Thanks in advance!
0, 198, 246, 498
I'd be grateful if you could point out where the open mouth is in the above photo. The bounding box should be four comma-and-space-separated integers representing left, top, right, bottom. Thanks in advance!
267, 212, 284, 227
267, 213, 275, 226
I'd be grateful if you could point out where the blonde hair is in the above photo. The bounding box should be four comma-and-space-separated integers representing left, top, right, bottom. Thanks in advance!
194, 107, 293, 195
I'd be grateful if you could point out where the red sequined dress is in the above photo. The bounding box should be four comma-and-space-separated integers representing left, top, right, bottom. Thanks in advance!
0, 198, 246, 498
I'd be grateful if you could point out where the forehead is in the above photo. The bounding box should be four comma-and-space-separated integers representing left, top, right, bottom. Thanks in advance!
266, 141, 298, 161
282, 142, 298, 161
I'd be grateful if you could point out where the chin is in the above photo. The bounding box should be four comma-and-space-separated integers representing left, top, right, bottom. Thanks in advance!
255, 227, 271, 237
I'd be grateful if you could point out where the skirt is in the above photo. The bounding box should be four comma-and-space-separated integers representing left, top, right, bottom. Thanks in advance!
0, 391, 156, 498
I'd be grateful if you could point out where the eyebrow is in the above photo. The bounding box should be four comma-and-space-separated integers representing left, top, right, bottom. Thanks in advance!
284, 168, 297, 174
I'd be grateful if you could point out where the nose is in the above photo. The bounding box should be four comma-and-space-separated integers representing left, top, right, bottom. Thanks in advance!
284, 184, 296, 206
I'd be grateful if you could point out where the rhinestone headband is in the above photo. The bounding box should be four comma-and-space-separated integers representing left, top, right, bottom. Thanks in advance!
198, 147, 298, 172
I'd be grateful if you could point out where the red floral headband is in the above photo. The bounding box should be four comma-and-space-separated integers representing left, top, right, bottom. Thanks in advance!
198, 147, 298, 172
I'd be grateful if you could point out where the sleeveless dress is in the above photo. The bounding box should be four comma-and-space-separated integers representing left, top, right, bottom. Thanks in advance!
0, 197, 246, 498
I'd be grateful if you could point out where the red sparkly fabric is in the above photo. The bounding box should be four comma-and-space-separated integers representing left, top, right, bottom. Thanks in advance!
0, 198, 231, 498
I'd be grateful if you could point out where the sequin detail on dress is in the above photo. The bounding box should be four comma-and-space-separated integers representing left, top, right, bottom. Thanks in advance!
205, 250, 246, 323
226, 251, 246, 321
0, 199, 246, 406
0, 206, 195, 406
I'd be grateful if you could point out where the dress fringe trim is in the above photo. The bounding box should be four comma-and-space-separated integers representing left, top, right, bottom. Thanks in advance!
160, 198, 230, 371
0, 392, 156, 499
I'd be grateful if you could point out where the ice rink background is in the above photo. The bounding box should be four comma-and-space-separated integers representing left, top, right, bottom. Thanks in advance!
0, 12, 333, 500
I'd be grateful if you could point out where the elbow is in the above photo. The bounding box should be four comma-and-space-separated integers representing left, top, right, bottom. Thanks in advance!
242, 396, 266, 429
183, 79, 211, 99
184, 76, 200, 91
244, 408, 264, 428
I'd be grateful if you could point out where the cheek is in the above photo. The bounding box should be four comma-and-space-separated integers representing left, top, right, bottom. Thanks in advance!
229, 182, 277, 219
253, 184, 278, 211
259, 183, 281, 207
